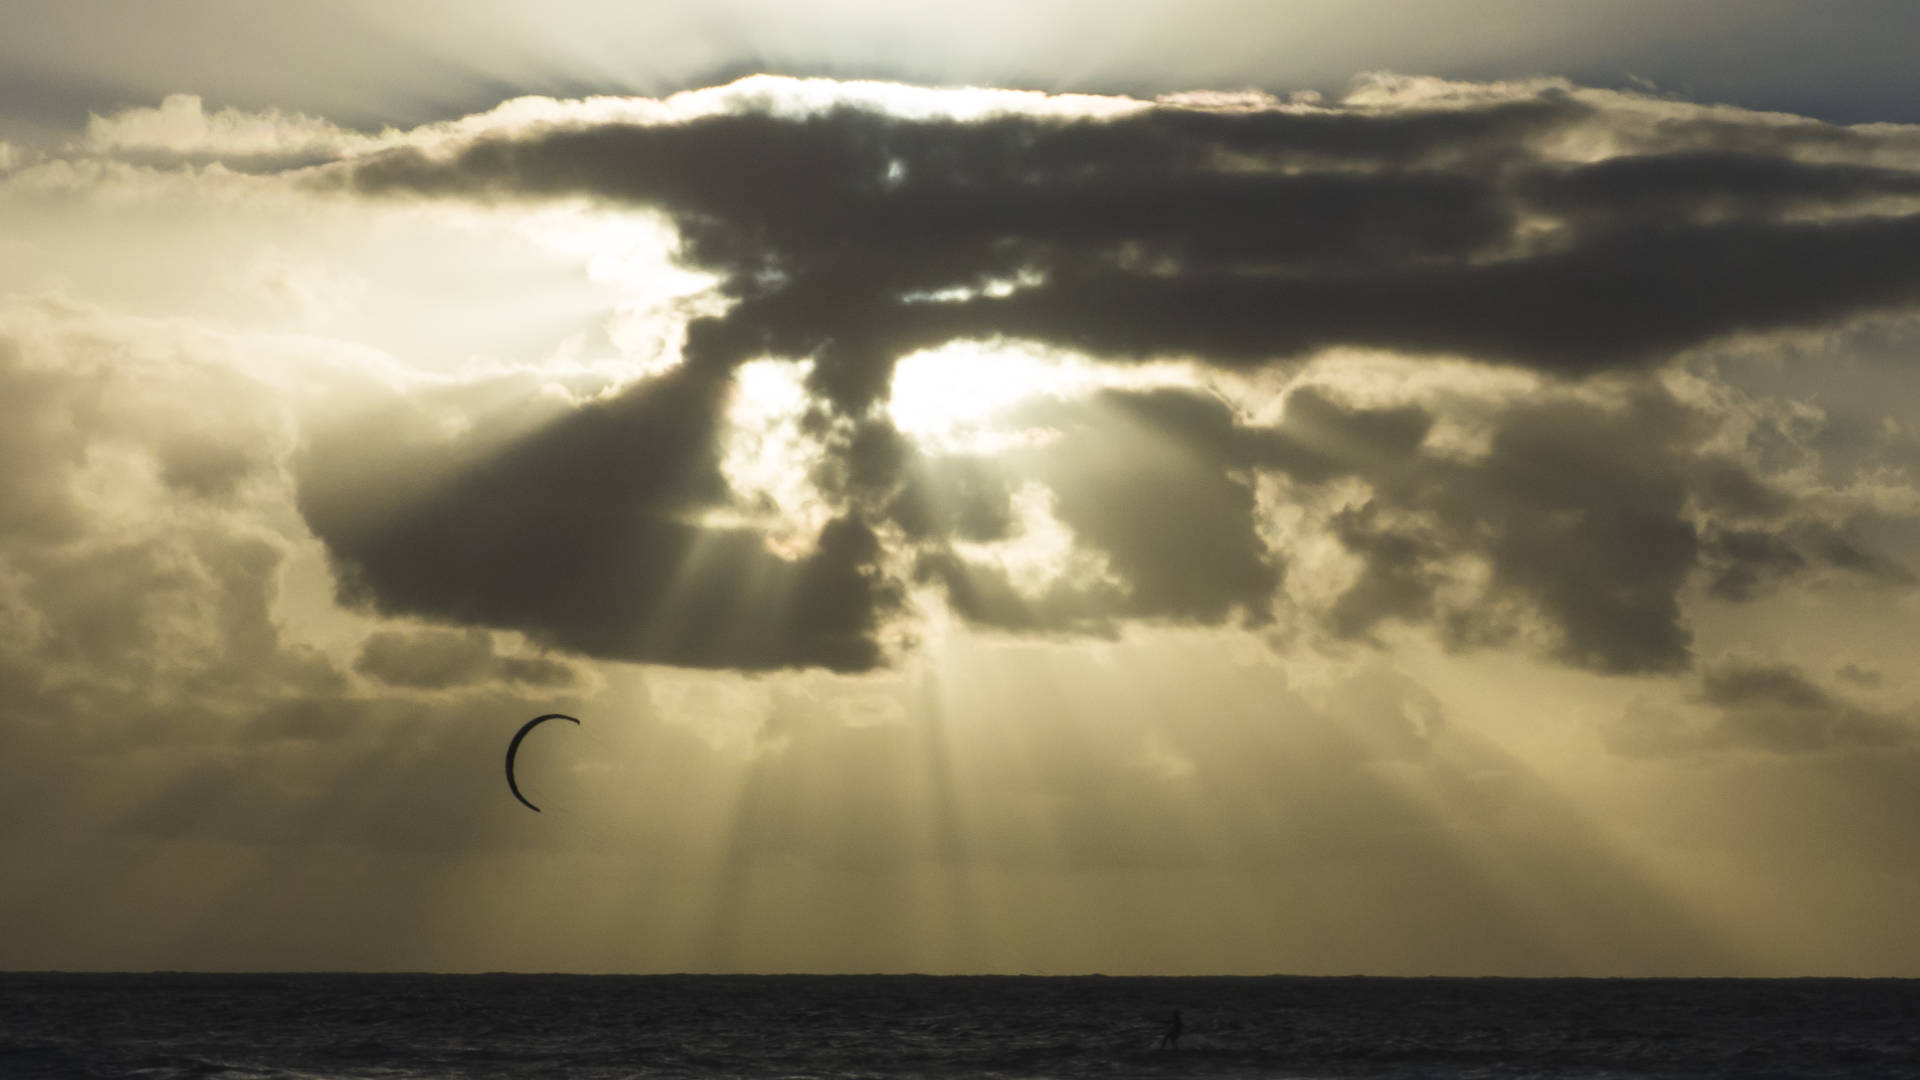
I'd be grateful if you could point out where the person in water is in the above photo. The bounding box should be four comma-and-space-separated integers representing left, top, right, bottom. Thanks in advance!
1159, 1008, 1183, 1049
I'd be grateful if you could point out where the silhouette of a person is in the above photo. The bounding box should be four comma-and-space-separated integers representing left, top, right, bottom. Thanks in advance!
1159, 1008, 1183, 1049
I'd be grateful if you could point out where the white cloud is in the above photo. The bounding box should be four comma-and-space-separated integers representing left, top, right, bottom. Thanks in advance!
86, 93, 389, 159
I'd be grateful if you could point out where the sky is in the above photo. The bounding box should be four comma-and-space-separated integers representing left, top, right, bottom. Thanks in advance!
5, 1, 1920, 976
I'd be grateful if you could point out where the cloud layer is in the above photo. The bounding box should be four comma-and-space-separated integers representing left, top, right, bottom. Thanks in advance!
254, 76, 1920, 673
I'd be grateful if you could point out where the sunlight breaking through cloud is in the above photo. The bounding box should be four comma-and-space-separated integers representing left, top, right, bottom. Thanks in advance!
9, 53, 1920, 979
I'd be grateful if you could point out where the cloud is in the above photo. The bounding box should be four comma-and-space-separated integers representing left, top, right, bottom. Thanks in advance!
1702, 519, 1916, 601
288, 330, 1910, 676
0, 306, 335, 726
318, 78, 1920, 413
881, 384, 1297, 635
297, 362, 903, 672
1837, 662, 1884, 687
0, 333, 102, 544
897, 365, 1914, 673
354, 627, 573, 689
0, 302, 648, 867
1699, 659, 1915, 752
85, 93, 385, 165
1605, 657, 1915, 757
883, 378, 1755, 671
210, 78, 1900, 671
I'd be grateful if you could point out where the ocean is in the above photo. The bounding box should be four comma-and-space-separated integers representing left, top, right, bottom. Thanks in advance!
3, 972, 1917, 1078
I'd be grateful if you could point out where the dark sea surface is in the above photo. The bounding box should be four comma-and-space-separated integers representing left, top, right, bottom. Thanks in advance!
3, 972, 1918, 1079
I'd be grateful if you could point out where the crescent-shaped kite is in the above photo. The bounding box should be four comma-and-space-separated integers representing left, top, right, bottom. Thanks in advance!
504, 713, 580, 812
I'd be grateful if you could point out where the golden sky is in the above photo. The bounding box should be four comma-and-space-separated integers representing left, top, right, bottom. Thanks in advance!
5, 3, 1920, 975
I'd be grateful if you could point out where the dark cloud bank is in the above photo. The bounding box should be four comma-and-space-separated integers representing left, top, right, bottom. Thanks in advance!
293, 79, 1920, 675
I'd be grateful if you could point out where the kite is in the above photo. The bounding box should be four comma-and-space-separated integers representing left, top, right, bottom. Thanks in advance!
504, 713, 579, 812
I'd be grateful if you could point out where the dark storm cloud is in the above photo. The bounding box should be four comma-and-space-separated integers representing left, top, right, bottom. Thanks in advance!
297, 364, 902, 672
1324, 389, 1909, 671
900, 378, 1910, 674
287, 80, 1920, 672
335, 101, 1538, 410
1075, 386, 1703, 670
329, 87, 1920, 413
1428, 391, 1708, 672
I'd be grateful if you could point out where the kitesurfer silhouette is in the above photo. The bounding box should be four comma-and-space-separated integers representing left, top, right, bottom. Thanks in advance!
504, 713, 579, 812
1159, 1009, 1183, 1049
